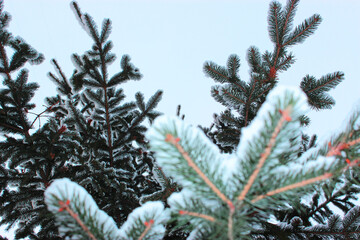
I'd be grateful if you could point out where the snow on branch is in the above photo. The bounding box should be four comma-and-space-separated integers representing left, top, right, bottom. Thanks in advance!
44, 85, 360, 239
45, 178, 169, 240
146, 85, 360, 239
45, 178, 121, 239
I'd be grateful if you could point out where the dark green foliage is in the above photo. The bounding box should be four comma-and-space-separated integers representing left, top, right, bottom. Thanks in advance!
266, 134, 360, 238
0, 69, 38, 135
300, 72, 344, 110
0, 0, 43, 137
0, 23, 66, 238
247, 118, 360, 239
252, 206, 360, 239
0, 1, 165, 238
202, 0, 343, 154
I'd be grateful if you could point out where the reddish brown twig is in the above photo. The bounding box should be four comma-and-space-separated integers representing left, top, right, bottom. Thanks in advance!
179, 210, 216, 222
30, 101, 60, 129
251, 173, 333, 203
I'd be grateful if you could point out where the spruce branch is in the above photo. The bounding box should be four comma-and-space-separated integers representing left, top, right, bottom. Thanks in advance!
237, 106, 292, 202
204, 0, 341, 158
268, 1, 283, 45
283, 14, 322, 46
71, 1, 84, 26
326, 136, 360, 157
2, 1, 164, 238
57, 199, 98, 240
227, 54, 241, 79
301, 72, 345, 110
282, 0, 300, 37
164, 134, 234, 210
49, 59, 73, 96
227, 206, 235, 240
45, 179, 169, 240
222, 89, 246, 105
100, 19, 112, 43
251, 172, 333, 203
305, 72, 343, 94
276, 53, 295, 72
243, 82, 257, 127
138, 219, 154, 240
0, 41, 10, 80
253, 206, 360, 239
247, 47, 265, 74
203, 61, 230, 83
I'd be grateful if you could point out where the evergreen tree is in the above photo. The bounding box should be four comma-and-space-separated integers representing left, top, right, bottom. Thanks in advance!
2, 0, 359, 239
0, 1, 165, 238
42, 1, 360, 240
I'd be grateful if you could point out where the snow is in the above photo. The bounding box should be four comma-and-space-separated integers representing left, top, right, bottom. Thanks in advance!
44, 178, 121, 239
45, 178, 170, 239
167, 189, 195, 207
147, 85, 314, 200
269, 154, 338, 183
236, 85, 308, 162
149, 86, 310, 186
118, 201, 170, 240
146, 114, 227, 185
186, 227, 202, 240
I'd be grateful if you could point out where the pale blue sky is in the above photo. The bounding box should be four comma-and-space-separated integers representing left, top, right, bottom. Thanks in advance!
3, 0, 360, 137
1, 0, 360, 237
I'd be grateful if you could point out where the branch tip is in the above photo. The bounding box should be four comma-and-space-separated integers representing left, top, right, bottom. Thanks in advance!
279, 109, 292, 121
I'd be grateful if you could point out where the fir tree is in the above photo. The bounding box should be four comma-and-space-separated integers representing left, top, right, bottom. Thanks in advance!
0, 1, 165, 238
